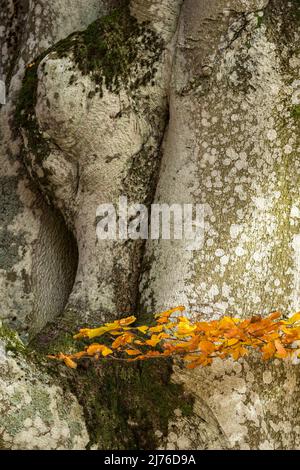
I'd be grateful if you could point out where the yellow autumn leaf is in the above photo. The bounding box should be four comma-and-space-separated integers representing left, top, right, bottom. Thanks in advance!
149, 325, 164, 333
119, 316, 136, 326
285, 312, 300, 325
74, 321, 120, 339
102, 346, 113, 357
137, 326, 149, 334
64, 357, 77, 369
86, 343, 113, 357
227, 338, 240, 347
176, 321, 197, 336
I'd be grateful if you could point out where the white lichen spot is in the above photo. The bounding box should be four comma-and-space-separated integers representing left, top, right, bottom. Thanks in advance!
266, 129, 277, 141
215, 249, 225, 257
253, 251, 264, 262
284, 144, 293, 155
235, 246, 246, 257
208, 285, 219, 299
291, 206, 300, 218
262, 370, 273, 385
168, 432, 177, 443
220, 255, 229, 265
230, 224, 242, 239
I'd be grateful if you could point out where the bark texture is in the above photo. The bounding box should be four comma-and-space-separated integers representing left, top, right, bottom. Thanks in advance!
1, 0, 300, 450
0, 323, 88, 449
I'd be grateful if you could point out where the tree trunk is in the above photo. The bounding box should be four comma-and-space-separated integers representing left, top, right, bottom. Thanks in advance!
1, 0, 300, 450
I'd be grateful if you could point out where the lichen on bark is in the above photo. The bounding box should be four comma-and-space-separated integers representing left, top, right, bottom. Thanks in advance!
4, 0, 300, 452
0, 323, 89, 450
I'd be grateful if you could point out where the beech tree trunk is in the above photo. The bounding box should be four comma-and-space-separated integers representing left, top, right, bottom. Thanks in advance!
1, 0, 300, 450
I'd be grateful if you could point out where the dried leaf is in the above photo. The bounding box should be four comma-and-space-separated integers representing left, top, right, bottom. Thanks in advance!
125, 349, 142, 356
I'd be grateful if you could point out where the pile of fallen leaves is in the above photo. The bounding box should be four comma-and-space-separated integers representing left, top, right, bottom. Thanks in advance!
48, 307, 300, 369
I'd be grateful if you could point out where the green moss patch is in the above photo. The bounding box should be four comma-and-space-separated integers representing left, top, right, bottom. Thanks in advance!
32, 322, 194, 450
0, 321, 26, 356
53, 5, 163, 97
68, 359, 194, 450
15, 49, 51, 162
15, 5, 164, 162
292, 104, 300, 119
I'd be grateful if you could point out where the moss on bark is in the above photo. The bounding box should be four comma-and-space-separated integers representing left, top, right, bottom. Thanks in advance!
30, 323, 194, 449
15, 3, 164, 162
66, 359, 194, 450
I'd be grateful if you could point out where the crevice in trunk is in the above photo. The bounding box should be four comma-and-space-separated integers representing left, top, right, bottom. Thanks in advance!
28, 196, 79, 341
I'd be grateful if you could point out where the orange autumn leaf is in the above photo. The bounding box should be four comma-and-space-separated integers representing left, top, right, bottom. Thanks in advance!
59, 354, 77, 369
155, 306, 185, 319
142, 351, 164, 358
125, 349, 142, 356
48, 306, 300, 371
274, 339, 288, 358
146, 335, 162, 347
119, 316, 137, 326
71, 351, 87, 360
112, 332, 134, 349
187, 356, 213, 368
229, 344, 248, 360
199, 340, 215, 354
219, 316, 236, 329
156, 306, 185, 323
268, 311, 282, 321
156, 317, 170, 324
86, 344, 113, 357
262, 342, 276, 360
